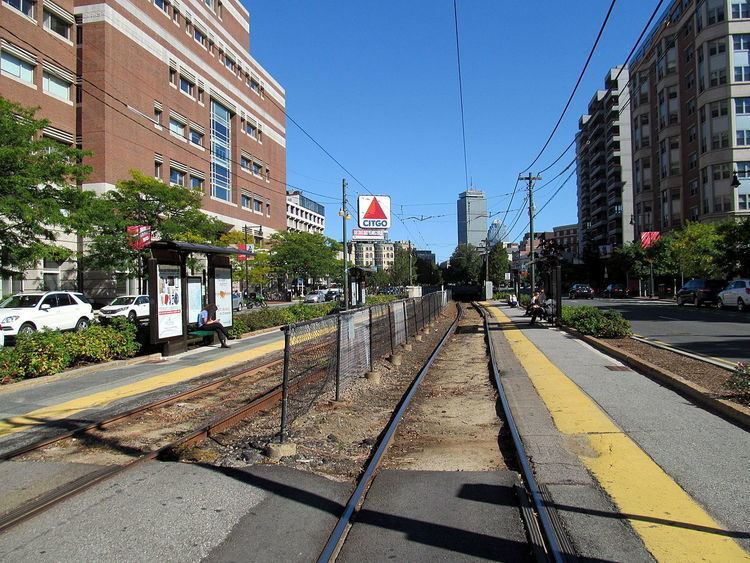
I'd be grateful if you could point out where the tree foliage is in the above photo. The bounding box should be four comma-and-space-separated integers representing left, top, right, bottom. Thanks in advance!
448, 244, 482, 284
716, 218, 750, 277
658, 221, 720, 278
416, 257, 442, 285
0, 97, 91, 275
269, 231, 340, 283
482, 244, 509, 287
390, 246, 415, 286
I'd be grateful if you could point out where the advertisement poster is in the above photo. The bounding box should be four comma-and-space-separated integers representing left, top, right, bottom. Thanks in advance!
157, 264, 183, 339
214, 267, 232, 327
357, 195, 391, 229
187, 277, 203, 325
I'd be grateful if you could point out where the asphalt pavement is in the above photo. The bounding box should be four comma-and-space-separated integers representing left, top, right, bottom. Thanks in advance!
565, 297, 750, 363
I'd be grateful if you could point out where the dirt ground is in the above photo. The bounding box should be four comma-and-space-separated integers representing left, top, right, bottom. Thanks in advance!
605, 337, 748, 406
384, 305, 513, 471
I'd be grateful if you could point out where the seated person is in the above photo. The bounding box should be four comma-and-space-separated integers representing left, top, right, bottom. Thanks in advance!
197, 304, 230, 348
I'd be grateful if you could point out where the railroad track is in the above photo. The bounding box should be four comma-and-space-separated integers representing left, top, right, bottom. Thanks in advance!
316, 302, 574, 562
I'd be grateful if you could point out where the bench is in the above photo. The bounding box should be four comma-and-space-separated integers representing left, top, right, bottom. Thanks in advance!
187, 328, 216, 346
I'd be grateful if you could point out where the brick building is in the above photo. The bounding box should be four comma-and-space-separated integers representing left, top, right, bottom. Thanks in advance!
1, 0, 285, 297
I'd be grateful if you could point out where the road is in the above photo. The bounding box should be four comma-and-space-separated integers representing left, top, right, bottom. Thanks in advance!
565, 297, 750, 364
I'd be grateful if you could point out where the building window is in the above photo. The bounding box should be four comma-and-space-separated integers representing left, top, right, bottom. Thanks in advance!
266, 202, 271, 216
190, 176, 204, 190
689, 179, 699, 195
240, 155, 250, 170
252, 161, 262, 176
737, 161, 750, 178
246, 121, 258, 139
194, 28, 206, 47
43, 10, 72, 39
154, 106, 162, 125
154, 0, 168, 14
179, 76, 194, 97
708, 0, 726, 24
733, 0, 750, 18
169, 68, 177, 85
253, 198, 262, 213
224, 56, 235, 72
250, 78, 260, 93
210, 100, 231, 201
737, 129, 750, 145
4, 0, 34, 18
42, 72, 71, 100
1, 51, 34, 84
170, 167, 185, 186
169, 118, 185, 137
189, 128, 203, 146
155, 161, 162, 178
734, 34, 750, 82
197, 88, 204, 103
241, 193, 251, 208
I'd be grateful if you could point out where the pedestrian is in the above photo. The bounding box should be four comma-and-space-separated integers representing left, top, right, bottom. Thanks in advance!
197, 304, 230, 348
508, 293, 518, 308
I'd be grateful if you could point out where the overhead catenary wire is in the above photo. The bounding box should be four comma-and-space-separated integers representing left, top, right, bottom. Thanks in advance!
511, 168, 577, 242
453, 0, 470, 191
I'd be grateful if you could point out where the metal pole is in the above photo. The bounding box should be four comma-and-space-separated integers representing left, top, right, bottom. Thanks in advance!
650, 261, 655, 299
244, 226, 249, 296
335, 313, 342, 401
280, 326, 291, 443
387, 303, 395, 355
342, 179, 349, 311
409, 241, 413, 285
368, 306, 374, 372
403, 300, 409, 341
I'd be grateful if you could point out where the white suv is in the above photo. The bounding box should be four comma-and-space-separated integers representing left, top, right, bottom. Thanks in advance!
0, 292, 94, 337
718, 279, 750, 312
98, 295, 150, 322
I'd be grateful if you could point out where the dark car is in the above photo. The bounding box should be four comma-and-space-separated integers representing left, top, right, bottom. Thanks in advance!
676, 279, 726, 307
603, 283, 627, 298
569, 283, 595, 299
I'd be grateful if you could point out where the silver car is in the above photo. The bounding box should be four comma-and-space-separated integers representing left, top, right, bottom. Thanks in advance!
304, 290, 327, 303
718, 279, 750, 311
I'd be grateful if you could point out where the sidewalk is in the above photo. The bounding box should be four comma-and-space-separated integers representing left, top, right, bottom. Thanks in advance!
0, 329, 283, 454
486, 303, 750, 561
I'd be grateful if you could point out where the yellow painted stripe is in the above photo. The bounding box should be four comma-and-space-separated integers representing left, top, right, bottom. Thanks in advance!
487, 305, 749, 562
0, 340, 282, 437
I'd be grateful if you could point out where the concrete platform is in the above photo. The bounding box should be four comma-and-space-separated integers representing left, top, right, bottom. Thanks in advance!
338, 470, 531, 562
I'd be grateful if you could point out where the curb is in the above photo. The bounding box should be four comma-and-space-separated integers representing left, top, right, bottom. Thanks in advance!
560, 326, 750, 431
0, 353, 164, 395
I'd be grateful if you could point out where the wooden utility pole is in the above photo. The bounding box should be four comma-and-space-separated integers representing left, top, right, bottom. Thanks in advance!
519, 174, 541, 289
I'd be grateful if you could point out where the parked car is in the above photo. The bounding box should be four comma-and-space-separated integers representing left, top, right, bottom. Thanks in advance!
325, 288, 342, 302
568, 284, 595, 299
718, 279, 750, 312
0, 291, 94, 337
232, 292, 244, 311
676, 279, 726, 307
304, 290, 327, 303
98, 295, 150, 322
603, 283, 627, 298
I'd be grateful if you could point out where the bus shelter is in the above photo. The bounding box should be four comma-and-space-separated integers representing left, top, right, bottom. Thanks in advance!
147, 241, 252, 355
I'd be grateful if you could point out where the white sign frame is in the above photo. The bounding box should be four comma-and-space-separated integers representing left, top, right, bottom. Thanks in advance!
187, 276, 203, 325
358, 195, 391, 229
157, 264, 183, 339
214, 267, 233, 327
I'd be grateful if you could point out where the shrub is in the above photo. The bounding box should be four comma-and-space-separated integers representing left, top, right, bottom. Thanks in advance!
366, 295, 399, 305
12, 330, 74, 378
561, 305, 631, 338
230, 302, 337, 337
67, 320, 140, 364
519, 294, 531, 308
726, 362, 750, 397
493, 292, 510, 301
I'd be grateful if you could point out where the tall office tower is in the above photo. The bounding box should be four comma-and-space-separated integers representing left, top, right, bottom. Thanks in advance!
457, 189, 488, 248
487, 219, 508, 246
576, 66, 634, 257
629, 0, 750, 240
1, 0, 285, 297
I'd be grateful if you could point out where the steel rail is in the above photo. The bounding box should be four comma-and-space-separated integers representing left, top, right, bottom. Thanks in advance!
478, 304, 567, 563
317, 303, 463, 563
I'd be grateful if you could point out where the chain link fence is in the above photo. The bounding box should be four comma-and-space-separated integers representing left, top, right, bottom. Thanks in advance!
280, 290, 450, 441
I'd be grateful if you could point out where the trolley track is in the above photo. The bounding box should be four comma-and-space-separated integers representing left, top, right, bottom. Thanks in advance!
316, 302, 573, 562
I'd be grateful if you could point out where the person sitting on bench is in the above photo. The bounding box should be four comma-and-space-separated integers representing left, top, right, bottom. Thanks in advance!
197, 304, 230, 348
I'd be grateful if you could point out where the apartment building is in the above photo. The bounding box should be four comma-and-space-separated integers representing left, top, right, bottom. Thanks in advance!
457, 189, 487, 248
552, 224, 579, 255
415, 250, 436, 265
629, 0, 750, 238
1, 0, 285, 296
286, 190, 325, 234
350, 241, 395, 271
576, 67, 634, 258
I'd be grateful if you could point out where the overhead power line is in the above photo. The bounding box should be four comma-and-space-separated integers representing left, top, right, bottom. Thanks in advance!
453, 0, 470, 191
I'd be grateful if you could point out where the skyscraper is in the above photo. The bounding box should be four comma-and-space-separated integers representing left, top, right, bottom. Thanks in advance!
457, 189, 487, 248
487, 219, 508, 246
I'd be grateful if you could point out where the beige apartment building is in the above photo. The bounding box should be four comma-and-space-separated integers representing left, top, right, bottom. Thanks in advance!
1, 0, 285, 298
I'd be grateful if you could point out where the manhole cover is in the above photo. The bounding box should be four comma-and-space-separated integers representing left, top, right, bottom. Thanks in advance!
605, 365, 631, 371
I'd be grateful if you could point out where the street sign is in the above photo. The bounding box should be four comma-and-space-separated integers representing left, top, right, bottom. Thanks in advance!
640, 231, 660, 249
126, 225, 151, 250
358, 195, 391, 229
236, 243, 254, 261
352, 229, 386, 241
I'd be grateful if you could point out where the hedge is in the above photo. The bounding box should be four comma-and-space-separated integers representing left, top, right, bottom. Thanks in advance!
228, 302, 338, 338
560, 305, 631, 338
0, 317, 141, 383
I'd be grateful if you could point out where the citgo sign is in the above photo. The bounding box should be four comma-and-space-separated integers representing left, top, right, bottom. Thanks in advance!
358, 195, 391, 229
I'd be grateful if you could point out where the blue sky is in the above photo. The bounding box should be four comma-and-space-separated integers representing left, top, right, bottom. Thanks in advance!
246, 1, 659, 261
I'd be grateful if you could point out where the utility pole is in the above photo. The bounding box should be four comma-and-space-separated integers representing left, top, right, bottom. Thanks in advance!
243, 225, 250, 297
409, 240, 413, 285
519, 173, 541, 290
340, 179, 350, 310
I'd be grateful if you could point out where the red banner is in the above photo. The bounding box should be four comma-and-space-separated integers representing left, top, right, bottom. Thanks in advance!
236, 243, 254, 261
640, 231, 660, 249
127, 225, 151, 250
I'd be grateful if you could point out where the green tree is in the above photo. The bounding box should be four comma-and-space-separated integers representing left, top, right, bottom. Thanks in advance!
368, 268, 391, 290
80, 170, 227, 277
391, 246, 415, 286
269, 231, 339, 286
659, 222, 719, 278
716, 218, 750, 277
416, 257, 442, 285
482, 244, 509, 287
0, 97, 91, 276
610, 242, 649, 287
449, 244, 482, 284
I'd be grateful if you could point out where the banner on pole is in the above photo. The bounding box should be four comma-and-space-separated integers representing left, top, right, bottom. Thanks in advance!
127, 225, 151, 250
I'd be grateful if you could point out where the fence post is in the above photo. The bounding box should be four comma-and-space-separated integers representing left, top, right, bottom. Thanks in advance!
335, 313, 342, 401
403, 300, 409, 342
387, 303, 395, 354
280, 326, 291, 443
368, 306, 374, 372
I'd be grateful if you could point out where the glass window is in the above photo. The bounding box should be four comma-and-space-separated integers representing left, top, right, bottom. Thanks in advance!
252, 161, 262, 176
253, 199, 262, 212
4, 0, 34, 17
210, 100, 231, 201
154, 0, 168, 13
170, 168, 185, 186
43, 10, 71, 39
1, 51, 34, 84
241, 193, 251, 208
179, 77, 194, 97
733, 0, 750, 18
240, 156, 250, 170
190, 176, 204, 189
169, 118, 185, 137
194, 28, 206, 46
190, 129, 203, 146
737, 98, 750, 114
42, 72, 71, 100
737, 161, 750, 177
154, 161, 162, 178
738, 130, 750, 145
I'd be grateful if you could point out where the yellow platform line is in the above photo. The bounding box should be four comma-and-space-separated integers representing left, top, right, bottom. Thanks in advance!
0, 340, 282, 438
487, 305, 749, 562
